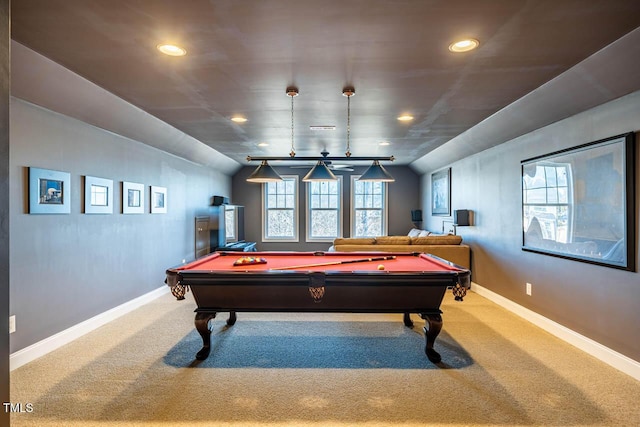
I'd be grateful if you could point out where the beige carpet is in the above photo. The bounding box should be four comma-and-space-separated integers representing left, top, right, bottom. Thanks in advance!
10, 290, 640, 426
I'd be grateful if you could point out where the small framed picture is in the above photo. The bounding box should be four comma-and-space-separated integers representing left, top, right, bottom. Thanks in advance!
84, 176, 113, 214
29, 167, 71, 214
151, 186, 167, 214
122, 181, 144, 214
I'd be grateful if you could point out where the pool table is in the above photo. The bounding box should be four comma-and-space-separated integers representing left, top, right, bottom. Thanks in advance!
165, 251, 470, 363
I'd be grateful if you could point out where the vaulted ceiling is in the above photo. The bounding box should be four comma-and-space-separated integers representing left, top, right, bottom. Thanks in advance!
11, 0, 640, 171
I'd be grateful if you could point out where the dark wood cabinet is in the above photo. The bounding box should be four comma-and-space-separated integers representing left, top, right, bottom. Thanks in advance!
194, 216, 210, 258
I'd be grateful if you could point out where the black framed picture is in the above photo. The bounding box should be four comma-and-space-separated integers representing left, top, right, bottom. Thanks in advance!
151, 185, 167, 214
431, 168, 451, 216
122, 181, 144, 214
29, 167, 71, 214
521, 132, 636, 271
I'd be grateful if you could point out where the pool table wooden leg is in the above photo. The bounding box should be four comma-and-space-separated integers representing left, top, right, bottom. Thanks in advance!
403, 312, 413, 327
420, 312, 443, 363
194, 312, 217, 360
227, 311, 237, 325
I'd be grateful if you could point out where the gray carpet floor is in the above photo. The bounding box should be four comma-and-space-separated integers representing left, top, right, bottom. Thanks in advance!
10, 290, 640, 426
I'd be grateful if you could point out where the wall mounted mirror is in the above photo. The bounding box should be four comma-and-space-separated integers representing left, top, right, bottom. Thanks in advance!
521, 132, 635, 271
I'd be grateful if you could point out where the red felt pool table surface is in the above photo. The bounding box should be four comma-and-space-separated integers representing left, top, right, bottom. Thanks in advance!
174, 251, 459, 273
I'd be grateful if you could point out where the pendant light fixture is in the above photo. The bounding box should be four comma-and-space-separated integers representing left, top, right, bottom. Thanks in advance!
246, 88, 300, 183
246, 160, 283, 183
302, 160, 337, 181
358, 159, 395, 182
246, 86, 395, 181
302, 152, 337, 182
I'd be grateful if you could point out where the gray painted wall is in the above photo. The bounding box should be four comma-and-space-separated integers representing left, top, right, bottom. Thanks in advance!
9, 99, 231, 353
1, 0, 10, 422
422, 90, 640, 362
232, 165, 420, 252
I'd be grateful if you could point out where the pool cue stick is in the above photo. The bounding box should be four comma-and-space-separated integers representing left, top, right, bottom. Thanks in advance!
270, 255, 396, 270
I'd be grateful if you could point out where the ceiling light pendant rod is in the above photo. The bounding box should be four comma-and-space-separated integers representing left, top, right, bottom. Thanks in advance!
287, 87, 298, 157
343, 88, 354, 157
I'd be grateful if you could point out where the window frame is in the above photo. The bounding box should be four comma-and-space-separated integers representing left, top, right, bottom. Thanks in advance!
305, 176, 343, 242
522, 162, 573, 244
261, 175, 299, 242
224, 205, 238, 243
349, 175, 388, 237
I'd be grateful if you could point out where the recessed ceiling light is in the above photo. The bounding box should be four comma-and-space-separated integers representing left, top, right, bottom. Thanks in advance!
156, 44, 187, 56
231, 116, 248, 123
379, 141, 391, 146
448, 39, 480, 53
257, 142, 269, 147
397, 115, 414, 122
309, 125, 336, 131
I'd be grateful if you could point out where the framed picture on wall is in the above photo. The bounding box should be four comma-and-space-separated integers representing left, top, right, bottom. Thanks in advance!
150, 186, 167, 214
431, 168, 451, 216
84, 176, 113, 214
28, 167, 71, 214
521, 132, 635, 271
122, 181, 144, 214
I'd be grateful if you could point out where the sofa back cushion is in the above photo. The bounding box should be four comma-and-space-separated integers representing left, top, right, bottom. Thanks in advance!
375, 236, 412, 245
411, 235, 462, 245
333, 237, 376, 246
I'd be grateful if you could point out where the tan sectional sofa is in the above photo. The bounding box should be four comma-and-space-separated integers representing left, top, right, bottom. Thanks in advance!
331, 235, 470, 268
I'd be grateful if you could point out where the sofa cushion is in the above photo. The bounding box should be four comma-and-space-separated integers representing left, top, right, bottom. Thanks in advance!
411, 235, 462, 245
417, 230, 431, 237
375, 236, 411, 245
333, 237, 376, 245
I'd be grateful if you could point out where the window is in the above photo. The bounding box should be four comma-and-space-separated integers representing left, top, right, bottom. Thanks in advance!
351, 177, 387, 237
522, 162, 572, 243
306, 178, 342, 241
225, 205, 237, 243
263, 176, 298, 241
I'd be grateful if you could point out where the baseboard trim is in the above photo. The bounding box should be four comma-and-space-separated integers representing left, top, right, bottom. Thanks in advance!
471, 282, 640, 381
10, 286, 170, 371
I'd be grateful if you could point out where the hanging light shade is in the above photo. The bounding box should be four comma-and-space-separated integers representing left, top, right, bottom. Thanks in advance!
358, 160, 395, 182
302, 161, 337, 182
246, 160, 283, 183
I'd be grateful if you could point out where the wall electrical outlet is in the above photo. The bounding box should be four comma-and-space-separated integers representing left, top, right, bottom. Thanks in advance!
9, 315, 16, 334
526, 282, 532, 296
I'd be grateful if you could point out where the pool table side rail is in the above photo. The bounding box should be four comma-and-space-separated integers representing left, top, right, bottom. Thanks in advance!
165, 251, 471, 289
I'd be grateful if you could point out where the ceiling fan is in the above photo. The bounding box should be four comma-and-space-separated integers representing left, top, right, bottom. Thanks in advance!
288, 150, 354, 171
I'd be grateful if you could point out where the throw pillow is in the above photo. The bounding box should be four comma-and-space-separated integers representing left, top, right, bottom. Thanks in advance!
407, 228, 421, 237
